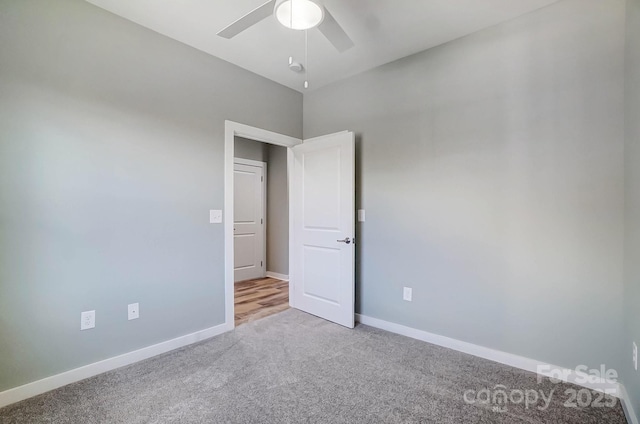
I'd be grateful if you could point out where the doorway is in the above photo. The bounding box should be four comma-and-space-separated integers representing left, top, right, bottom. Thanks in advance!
225, 122, 300, 328
224, 121, 356, 330
233, 137, 290, 325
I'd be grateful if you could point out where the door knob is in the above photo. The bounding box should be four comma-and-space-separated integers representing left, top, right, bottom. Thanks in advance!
337, 237, 351, 244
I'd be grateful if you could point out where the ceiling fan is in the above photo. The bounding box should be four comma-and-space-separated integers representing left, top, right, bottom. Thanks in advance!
217, 0, 354, 53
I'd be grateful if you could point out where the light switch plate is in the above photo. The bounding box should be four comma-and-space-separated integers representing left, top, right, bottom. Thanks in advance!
209, 210, 223, 224
403, 287, 412, 302
358, 209, 366, 222
81, 310, 95, 330
128, 303, 139, 321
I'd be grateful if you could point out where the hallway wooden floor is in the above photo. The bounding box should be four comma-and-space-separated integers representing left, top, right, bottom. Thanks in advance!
234, 277, 289, 326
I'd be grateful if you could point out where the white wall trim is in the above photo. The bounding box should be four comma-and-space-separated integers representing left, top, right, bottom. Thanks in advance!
620, 383, 639, 424
0, 322, 232, 409
355, 314, 621, 397
286, 147, 296, 308
233, 157, 266, 168
225, 121, 301, 327
228, 121, 301, 148
266, 271, 289, 281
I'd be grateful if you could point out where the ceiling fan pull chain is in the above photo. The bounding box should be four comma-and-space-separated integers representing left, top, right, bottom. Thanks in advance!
304, 28, 309, 89
289, 0, 294, 28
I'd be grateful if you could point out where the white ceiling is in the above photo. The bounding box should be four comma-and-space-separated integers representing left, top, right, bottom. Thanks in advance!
85, 0, 560, 92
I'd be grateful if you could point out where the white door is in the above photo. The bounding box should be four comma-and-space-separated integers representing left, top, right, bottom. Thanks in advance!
234, 160, 265, 282
292, 131, 355, 328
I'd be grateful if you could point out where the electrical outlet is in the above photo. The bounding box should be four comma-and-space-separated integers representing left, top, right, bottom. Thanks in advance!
403, 287, 412, 302
209, 209, 223, 224
128, 303, 139, 321
634, 342, 638, 371
81, 310, 95, 330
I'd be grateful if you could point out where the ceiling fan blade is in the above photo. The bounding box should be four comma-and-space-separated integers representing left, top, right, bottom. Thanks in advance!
317, 7, 354, 53
217, 0, 276, 39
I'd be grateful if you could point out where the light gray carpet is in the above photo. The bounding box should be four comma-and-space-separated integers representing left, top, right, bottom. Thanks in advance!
0, 309, 628, 423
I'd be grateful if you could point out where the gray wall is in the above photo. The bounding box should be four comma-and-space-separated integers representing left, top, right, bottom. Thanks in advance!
0, 0, 302, 392
624, 0, 640, 415
304, 0, 625, 372
266, 144, 289, 275
234, 136, 268, 162
233, 138, 289, 275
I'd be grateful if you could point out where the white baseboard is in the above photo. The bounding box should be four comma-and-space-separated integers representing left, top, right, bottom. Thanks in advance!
3, 313, 635, 422
0, 321, 233, 409
355, 314, 621, 397
266, 271, 289, 281
620, 383, 639, 424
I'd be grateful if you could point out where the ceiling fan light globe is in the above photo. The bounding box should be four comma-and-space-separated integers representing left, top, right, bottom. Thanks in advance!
275, 0, 324, 30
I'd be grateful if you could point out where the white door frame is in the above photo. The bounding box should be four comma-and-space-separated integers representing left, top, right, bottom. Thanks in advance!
224, 121, 302, 328
233, 158, 267, 282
